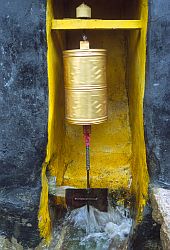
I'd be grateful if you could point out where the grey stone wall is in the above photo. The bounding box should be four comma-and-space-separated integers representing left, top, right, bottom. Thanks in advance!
145, 0, 170, 187
0, 0, 48, 248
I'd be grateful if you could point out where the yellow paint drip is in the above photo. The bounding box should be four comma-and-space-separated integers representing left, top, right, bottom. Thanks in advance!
38, 0, 149, 242
38, 163, 51, 243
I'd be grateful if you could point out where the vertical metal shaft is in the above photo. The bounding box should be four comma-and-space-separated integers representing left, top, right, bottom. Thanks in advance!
83, 125, 91, 213
86, 145, 90, 213
86, 145, 90, 189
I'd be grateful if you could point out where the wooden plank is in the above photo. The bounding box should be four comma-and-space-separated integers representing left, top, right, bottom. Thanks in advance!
51, 19, 142, 30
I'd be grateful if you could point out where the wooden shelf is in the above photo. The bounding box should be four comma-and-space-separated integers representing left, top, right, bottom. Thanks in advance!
52, 19, 142, 30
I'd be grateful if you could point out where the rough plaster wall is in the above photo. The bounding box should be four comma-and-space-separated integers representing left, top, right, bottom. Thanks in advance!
0, 0, 48, 247
144, 0, 170, 187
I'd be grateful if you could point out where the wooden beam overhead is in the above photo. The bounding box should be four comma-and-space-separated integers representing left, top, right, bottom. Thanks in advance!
51, 19, 142, 30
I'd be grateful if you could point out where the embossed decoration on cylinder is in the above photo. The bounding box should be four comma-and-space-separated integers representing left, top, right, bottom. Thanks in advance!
63, 49, 107, 125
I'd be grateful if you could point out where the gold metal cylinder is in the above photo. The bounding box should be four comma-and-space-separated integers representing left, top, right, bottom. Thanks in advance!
63, 49, 107, 125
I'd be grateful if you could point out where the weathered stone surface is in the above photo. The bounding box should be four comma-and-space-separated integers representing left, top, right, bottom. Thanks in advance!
131, 204, 162, 250
0, 235, 47, 250
0, 236, 24, 250
150, 188, 170, 250
145, 1, 170, 247
145, 0, 170, 187
0, 0, 48, 248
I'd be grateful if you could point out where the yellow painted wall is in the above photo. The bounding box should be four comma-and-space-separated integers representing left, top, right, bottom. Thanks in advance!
126, 0, 149, 220
38, 0, 65, 241
38, 0, 149, 242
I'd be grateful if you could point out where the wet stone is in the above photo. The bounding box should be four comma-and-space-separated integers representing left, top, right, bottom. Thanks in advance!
150, 187, 170, 250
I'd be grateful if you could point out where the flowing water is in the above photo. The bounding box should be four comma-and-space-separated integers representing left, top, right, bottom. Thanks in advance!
47, 205, 132, 250
0, 176, 133, 249
0, 176, 162, 249
0, 203, 162, 250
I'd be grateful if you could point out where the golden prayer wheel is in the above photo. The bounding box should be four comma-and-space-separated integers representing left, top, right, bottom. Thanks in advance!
63, 49, 107, 125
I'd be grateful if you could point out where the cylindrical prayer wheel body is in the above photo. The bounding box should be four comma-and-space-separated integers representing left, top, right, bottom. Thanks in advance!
63, 49, 107, 125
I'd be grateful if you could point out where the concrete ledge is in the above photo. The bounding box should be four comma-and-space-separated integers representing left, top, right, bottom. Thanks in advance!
150, 187, 170, 250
